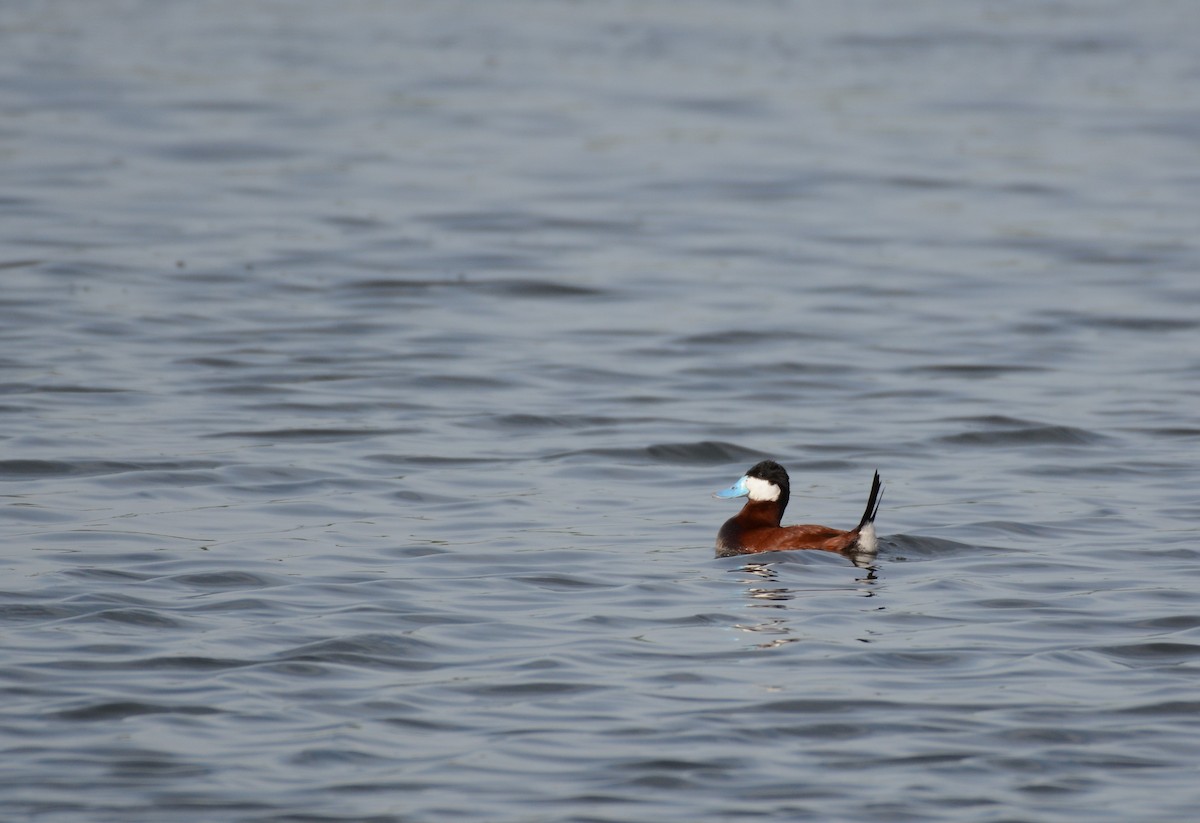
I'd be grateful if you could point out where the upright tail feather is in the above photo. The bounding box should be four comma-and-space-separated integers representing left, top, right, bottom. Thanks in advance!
855, 470, 883, 532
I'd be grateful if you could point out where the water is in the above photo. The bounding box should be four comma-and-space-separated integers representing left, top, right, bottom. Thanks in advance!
2, 1, 1199, 820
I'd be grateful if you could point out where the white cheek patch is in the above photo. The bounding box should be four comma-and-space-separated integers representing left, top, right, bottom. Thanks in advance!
744, 476, 781, 502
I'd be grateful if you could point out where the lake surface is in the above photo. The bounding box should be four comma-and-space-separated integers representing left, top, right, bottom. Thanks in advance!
2, 2, 1199, 820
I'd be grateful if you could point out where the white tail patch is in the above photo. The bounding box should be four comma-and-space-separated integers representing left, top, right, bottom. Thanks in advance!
856, 522, 878, 552
744, 476, 781, 502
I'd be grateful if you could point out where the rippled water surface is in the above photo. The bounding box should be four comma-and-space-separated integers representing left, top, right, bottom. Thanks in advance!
3, 2, 1200, 820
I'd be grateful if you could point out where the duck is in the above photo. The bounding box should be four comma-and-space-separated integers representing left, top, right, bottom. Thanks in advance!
713, 460, 881, 558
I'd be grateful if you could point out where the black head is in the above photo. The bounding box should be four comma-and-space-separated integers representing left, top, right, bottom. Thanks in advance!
714, 459, 793, 512
745, 459, 790, 513
746, 460, 789, 488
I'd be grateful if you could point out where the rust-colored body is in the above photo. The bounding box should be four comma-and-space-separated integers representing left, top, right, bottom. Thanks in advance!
715, 466, 881, 558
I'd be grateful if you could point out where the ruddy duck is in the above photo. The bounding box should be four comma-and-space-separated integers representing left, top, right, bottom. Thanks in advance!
714, 460, 881, 558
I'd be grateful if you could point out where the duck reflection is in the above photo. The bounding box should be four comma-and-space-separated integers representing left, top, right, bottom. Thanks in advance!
728, 559, 879, 649
736, 562, 793, 606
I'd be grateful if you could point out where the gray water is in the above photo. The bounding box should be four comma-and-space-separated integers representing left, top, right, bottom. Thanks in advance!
3, 2, 1199, 821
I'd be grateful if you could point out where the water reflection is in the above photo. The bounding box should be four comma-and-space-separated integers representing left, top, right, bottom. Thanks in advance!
845, 548, 878, 570
732, 558, 879, 589
729, 559, 879, 649
733, 620, 800, 649
737, 562, 793, 607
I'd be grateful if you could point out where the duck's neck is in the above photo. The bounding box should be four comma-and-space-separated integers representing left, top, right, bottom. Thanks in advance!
738, 499, 784, 528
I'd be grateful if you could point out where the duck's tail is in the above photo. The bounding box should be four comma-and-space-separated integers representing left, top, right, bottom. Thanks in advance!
853, 470, 883, 551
